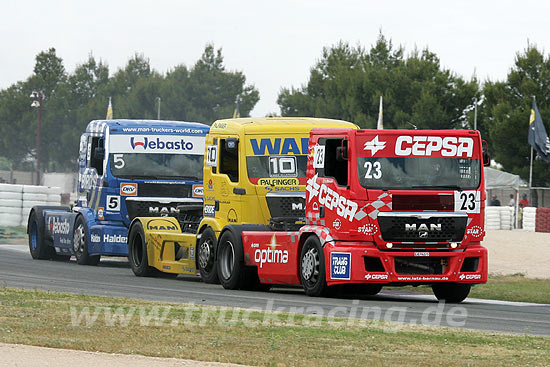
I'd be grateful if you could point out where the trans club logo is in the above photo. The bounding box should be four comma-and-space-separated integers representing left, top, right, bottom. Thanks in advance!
130, 136, 194, 151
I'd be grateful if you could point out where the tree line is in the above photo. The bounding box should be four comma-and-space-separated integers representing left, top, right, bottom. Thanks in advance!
0, 35, 549, 185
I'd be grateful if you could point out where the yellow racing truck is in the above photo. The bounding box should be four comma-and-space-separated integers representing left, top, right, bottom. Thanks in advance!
128, 117, 357, 285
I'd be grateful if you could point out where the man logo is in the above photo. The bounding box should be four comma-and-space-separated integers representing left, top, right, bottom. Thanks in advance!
149, 206, 179, 217
146, 218, 178, 231
292, 202, 303, 211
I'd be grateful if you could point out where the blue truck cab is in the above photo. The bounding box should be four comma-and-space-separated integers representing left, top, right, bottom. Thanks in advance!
27, 119, 210, 265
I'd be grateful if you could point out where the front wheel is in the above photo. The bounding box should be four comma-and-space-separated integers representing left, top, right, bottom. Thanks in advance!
197, 227, 219, 284
73, 216, 100, 266
432, 283, 471, 303
300, 236, 328, 297
128, 221, 156, 277
217, 230, 245, 290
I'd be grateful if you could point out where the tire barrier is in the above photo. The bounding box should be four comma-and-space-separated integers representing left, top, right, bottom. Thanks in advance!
485, 206, 515, 230
0, 184, 64, 227
522, 207, 537, 232
535, 207, 550, 233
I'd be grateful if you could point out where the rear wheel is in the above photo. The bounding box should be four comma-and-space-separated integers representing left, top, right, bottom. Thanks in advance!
217, 230, 245, 290
432, 283, 471, 303
73, 216, 100, 266
197, 227, 219, 284
300, 236, 328, 297
128, 221, 155, 277
28, 210, 53, 260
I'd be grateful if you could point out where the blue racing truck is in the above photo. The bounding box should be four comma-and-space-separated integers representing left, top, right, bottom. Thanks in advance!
27, 119, 209, 265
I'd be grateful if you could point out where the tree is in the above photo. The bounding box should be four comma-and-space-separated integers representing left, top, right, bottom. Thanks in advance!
481, 45, 550, 186
278, 34, 479, 131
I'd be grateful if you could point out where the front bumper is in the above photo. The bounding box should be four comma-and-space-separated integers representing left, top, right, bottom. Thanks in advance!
324, 241, 487, 286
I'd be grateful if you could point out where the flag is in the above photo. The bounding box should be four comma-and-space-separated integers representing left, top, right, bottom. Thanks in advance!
232, 100, 240, 118
377, 96, 383, 129
106, 97, 113, 120
528, 99, 550, 163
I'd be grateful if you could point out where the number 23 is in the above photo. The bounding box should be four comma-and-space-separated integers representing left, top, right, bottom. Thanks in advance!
364, 161, 382, 179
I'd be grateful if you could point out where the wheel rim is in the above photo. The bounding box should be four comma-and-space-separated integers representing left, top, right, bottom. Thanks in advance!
301, 247, 320, 284
198, 240, 213, 271
30, 221, 37, 250
73, 224, 85, 254
219, 240, 235, 280
132, 232, 144, 267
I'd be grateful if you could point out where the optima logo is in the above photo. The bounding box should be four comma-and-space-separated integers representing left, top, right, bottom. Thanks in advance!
130, 137, 194, 151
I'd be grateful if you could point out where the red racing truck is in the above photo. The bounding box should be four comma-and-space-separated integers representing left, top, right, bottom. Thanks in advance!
216, 128, 489, 303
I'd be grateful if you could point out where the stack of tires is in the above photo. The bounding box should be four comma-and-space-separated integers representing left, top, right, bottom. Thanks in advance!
535, 208, 550, 233
485, 206, 501, 230
22, 185, 49, 226
499, 206, 513, 230
0, 183, 24, 227
523, 207, 537, 232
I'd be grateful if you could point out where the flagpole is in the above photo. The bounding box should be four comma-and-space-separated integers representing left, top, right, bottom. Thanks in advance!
529, 146, 533, 188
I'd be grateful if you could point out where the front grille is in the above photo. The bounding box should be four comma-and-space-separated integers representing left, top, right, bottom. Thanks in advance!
138, 183, 191, 198
395, 257, 446, 275
378, 213, 467, 242
266, 195, 306, 218
126, 200, 184, 220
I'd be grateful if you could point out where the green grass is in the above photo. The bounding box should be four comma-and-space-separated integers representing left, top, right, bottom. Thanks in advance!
399, 274, 550, 304
0, 287, 549, 366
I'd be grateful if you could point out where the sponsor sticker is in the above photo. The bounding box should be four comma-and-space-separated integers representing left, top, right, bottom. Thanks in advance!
97, 207, 105, 220
365, 273, 389, 280
120, 183, 137, 196
193, 185, 204, 197
254, 235, 289, 268
204, 204, 215, 217
330, 252, 351, 280
257, 178, 299, 186
459, 273, 482, 280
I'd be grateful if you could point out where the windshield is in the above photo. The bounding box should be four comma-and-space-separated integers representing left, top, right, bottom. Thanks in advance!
109, 153, 203, 180
357, 157, 481, 190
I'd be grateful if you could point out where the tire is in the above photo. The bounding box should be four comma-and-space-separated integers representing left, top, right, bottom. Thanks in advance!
0, 192, 22, 200
0, 183, 23, 193
23, 193, 48, 202
217, 229, 245, 290
432, 283, 471, 303
197, 227, 220, 284
0, 207, 23, 215
73, 215, 100, 266
22, 185, 49, 194
28, 209, 54, 260
0, 199, 23, 208
128, 221, 156, 277
300, 236, 328, 297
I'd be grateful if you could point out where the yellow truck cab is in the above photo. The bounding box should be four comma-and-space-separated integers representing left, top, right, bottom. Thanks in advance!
128, 117, 357, 284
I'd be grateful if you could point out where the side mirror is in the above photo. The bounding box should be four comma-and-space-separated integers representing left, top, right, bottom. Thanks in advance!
95, 147, 105, 161
336, 146, 348, 162
482, 140, 490, 166
225, 138, 239, 153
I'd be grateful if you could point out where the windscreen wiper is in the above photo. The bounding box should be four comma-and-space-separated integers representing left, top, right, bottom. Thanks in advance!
116, 175, 159, 179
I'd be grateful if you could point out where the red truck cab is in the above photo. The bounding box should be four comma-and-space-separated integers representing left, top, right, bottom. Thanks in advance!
237, 128, 488, 303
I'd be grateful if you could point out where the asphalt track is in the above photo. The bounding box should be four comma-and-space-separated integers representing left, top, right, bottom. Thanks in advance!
1, 243, 549, 336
